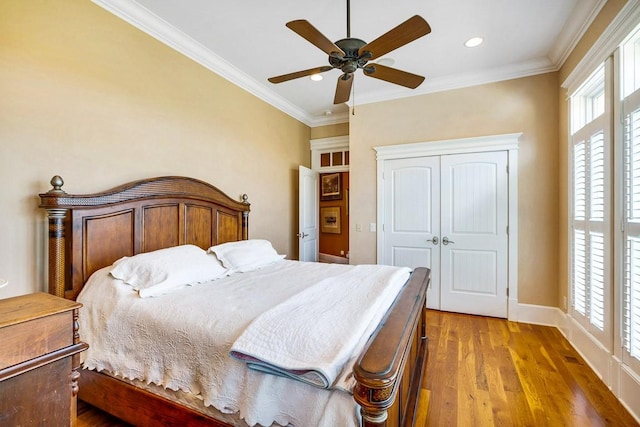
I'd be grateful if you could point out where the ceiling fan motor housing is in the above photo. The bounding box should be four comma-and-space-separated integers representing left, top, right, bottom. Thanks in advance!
330, 38, 369, 73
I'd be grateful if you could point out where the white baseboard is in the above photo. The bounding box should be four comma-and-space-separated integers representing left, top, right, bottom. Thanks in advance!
515, 302, 640, 423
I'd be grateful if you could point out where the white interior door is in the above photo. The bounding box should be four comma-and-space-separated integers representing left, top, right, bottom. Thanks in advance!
381, 151, 509, 317
383, 157, 441, 309
440, 151, 508, 317
298, 165, 318, 262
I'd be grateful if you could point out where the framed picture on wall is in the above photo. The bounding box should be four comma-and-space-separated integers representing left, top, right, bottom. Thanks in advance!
320, 173, 342, 200
320, 207, 341, 234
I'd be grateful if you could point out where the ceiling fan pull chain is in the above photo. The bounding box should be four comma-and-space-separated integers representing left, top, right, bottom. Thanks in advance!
346, 0, 351, 38
352, 75, 356, 115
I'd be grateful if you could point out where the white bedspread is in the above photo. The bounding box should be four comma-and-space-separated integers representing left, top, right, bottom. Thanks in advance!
230, 265, 410, 390
77, 260, 410, 427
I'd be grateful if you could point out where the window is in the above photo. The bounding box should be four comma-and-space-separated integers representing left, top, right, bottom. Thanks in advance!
311, 136, 349, 172
569, 63, 611, 347
622, 24, 640, 371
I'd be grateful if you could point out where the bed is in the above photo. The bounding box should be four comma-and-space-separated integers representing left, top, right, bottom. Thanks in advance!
39, 175, 430, 427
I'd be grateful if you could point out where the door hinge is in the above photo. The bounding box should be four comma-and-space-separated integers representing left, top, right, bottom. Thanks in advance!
506, 287, 509, 297
506, 164, 509, 174
506, 225, 509, 235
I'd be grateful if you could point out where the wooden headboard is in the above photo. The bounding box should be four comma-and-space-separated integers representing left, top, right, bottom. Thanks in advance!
39, 175, 250, 300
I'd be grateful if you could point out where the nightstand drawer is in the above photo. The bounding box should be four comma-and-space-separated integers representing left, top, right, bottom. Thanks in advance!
0, 292, 88, 426
0, 311, 72, 369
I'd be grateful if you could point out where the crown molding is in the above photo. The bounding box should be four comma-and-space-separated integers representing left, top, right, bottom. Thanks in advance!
549, 0, 607, 67
562, 0, 640, 92
355, 57, 556, 106
92, 0, 609, 128
91, 0, 324, 127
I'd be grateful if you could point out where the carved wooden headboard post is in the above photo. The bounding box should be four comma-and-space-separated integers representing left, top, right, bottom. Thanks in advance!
41, 175, 68, 298
242, 194, 250, 240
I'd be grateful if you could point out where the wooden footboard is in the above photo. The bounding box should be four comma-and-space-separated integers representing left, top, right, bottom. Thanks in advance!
355, 267, 430, 427
39, 175, 430, 427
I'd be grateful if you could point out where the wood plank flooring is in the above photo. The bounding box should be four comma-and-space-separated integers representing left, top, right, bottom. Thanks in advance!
424, 310, 638, 426
78, 310, 639, 426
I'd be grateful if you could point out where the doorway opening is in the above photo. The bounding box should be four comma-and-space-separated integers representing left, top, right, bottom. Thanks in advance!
319, 171, 349, 264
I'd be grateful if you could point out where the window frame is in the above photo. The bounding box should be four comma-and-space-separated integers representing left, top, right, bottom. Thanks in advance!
568, 61, 613, 351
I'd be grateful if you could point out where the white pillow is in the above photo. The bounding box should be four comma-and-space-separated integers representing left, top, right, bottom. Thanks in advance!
209, 239, 285, 273
110, 244, 230, 298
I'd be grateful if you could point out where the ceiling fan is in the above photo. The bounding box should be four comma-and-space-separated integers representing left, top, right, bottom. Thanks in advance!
268, 0, 431, 105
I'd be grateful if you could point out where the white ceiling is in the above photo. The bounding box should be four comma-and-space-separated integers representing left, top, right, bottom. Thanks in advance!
93, 0, 605, 126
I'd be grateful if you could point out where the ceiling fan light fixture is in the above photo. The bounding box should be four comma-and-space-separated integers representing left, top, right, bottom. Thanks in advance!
376, 57, 395, 67
464, 37, 484, 48
310, 74, 323, 81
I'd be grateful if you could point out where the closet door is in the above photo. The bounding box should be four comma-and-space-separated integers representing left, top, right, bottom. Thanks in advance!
382, 151, 509, 316
440, 151, 508, 317
383, 157, 441, 309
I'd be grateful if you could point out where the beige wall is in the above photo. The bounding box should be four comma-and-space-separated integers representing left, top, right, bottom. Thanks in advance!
0, 0, 310, 298
310, 122, 349, 140
350, 73, 560, 306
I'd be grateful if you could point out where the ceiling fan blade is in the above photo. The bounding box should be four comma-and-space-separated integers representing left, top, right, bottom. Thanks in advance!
334, 73, 353, 104
286, 20, 346, 57
363, 63, 425, 89
358, 15, 431, 60
268, 66, 334, 84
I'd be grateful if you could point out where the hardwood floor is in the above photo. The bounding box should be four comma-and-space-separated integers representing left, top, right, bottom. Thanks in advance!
423, 310, 638, 426
78, 310, 639, 426
78, 399, 131, 426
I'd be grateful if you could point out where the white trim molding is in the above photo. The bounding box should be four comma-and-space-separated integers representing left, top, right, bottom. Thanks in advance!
374, 133, 521, 160
310, 136, 350, 173
562, 0, 640, 93
374, 133, 520, 319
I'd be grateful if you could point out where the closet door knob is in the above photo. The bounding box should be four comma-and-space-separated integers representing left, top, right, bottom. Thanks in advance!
442, 236, 455, 245
429, 236, 439, 245
297, 232, 309, 238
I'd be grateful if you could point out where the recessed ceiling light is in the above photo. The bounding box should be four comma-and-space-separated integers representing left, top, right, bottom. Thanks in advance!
310, 74, 323, 81
464, 37, 483, 48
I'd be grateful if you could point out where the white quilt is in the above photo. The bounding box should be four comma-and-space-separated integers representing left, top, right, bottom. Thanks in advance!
230, 265, 410, 390
77, 260, 410, 427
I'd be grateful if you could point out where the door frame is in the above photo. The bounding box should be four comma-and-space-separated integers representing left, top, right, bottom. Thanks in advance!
374, 133, 520, 320
303, 136, 350, 262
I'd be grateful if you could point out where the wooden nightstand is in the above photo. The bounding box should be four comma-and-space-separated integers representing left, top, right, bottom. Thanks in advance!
0, 292, 88, 426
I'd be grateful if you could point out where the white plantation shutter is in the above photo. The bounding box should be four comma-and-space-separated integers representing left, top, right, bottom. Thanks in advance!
565, 20, 640, 391
571, 130, 608, 337
624, 236, 640, 360
572, 141, 587, 317
569, 63, 610, 347
623, 95, 640, 369
589, 231, 605, 330
573, 229, 587, 315
590, 133, 606, 220
622, 25, 640, 371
